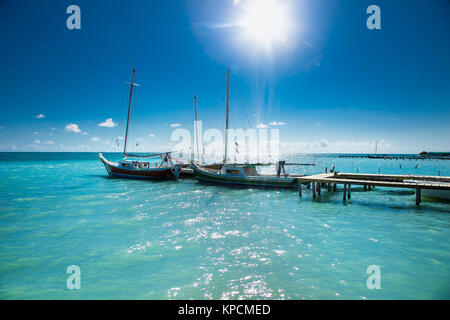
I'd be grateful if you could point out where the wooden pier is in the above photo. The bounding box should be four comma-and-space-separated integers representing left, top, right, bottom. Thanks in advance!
297, 172, 450, 205
179, 167, 195, 178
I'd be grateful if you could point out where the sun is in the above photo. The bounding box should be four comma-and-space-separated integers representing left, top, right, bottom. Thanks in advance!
238, 0, 292, 51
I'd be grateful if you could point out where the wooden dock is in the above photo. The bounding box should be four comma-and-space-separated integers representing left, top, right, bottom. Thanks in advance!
297, 172, 450, 205
179, 167, 195, 178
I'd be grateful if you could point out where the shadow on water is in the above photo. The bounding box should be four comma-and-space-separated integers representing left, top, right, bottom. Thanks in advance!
86, 174, 182, 185
85, 174, 112, 179
194, 178, 297, 191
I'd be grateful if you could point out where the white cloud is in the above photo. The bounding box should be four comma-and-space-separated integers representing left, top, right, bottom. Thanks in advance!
269, 121, 287, 126
91, 136, 101, 142
46, 140, 55, 145
256, 122, 268, 129
34, 139, 41, 144
64, 123, 82, 133
170, 123, 181, 127
33, 131, 39, 135
149, 134, 156, 138
35, 114, 45, 119
81, 131, 88, 135
6, 143, 16, 150
98, 118, 117, 128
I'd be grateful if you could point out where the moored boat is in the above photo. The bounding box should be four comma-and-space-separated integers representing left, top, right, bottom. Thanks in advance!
99, 67, 181, 180
192, 162, 299, 188
404, 179, 450, 201
99, 152, 181, 180
422, 188, 450, 201
192, 70, 304, 189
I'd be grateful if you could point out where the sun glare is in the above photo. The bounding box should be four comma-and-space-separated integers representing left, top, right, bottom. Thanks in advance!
239, 0, 292, 51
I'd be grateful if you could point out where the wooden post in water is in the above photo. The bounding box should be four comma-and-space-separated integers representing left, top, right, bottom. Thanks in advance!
416, 188, 421, 205
364, 185, 367, 191
333, 184, 337, 192
317, 182, 321, 195
312, 182, 316, 199
307, 182, 310, 189
343, 184, 347, 203
348, 184, 351, 200
298, 183, 302, 197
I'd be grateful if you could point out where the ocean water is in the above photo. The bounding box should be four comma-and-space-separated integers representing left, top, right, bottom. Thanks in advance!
0, 152, 449, 300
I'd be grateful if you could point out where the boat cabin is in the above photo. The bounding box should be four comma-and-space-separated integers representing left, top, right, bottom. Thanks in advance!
119, 160, 155, 169
220, 164, 258, 177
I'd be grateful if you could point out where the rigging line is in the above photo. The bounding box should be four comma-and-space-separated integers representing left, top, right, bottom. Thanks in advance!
232, 76, 254, 129
203, 77, 225, 131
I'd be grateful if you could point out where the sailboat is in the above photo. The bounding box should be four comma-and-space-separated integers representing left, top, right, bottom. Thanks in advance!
191, 70, 304, 188
99, 67, 181, 180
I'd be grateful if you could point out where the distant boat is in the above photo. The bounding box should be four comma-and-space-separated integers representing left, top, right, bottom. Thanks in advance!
99, 67, 181, 180
192, 70, 302, 188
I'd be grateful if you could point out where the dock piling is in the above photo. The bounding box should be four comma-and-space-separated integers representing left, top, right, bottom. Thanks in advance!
416, 188, 421, 205
343, 184, 347, 203
298, 183, 302, 197
312, 182, 316, 199
348, 184, 351, 200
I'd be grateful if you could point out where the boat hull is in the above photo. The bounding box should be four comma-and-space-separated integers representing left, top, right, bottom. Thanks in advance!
99, 154, 177, 180
192, 164, 297, 189
422, 189, 450, 201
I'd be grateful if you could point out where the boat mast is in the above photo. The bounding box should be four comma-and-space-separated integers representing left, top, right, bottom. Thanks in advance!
224, 70, 230, 164
123, 67, 136, 159
194, 96, 199, 162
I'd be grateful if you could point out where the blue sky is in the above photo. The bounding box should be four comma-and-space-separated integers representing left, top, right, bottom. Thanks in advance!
0, 0, 449, 153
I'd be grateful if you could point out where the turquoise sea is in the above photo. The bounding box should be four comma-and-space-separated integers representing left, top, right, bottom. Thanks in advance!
0, 152, 449, 299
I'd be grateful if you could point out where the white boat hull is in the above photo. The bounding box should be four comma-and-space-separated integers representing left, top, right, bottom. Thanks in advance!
422, 189, 450, 201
